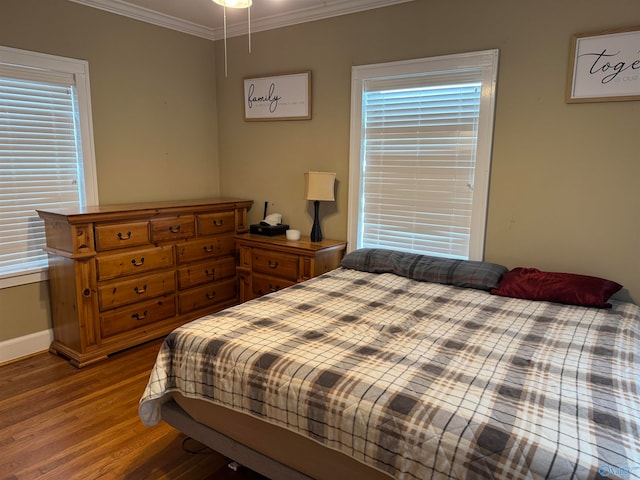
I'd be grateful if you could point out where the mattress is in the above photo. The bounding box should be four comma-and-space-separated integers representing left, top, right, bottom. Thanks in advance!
139, 267, 640, 479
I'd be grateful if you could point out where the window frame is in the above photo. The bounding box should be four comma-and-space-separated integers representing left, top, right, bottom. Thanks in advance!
0, 46, 98, 288
347, 50, 499, 261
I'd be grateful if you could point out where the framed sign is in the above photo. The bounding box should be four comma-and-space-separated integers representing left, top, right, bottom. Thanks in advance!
566, 26, 640, 103
243, 71, 311, 121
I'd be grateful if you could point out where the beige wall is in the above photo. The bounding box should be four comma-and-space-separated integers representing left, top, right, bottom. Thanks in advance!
1, 0, 639, 344
216, 0, 640, 304
0, 0, 219, 341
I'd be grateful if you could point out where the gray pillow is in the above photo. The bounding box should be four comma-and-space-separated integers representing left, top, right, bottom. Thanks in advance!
341, 248, 508, 291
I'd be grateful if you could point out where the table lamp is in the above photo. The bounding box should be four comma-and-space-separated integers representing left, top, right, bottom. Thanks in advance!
304, 171, 335, 242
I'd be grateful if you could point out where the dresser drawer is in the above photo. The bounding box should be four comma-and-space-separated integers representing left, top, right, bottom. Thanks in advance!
197, 211, 235, 236
95, 221, 150, 251
252, 248, 299, 281
179, 278, 236, 314
96, 245, 174, 281
177, 257, 236, 289
252, 273, 296, 297
98, 271, 176, 310
38, 198, 253, 367
176, 235, 235, 264
100, 295, 176, 338
151, 215, 195, 243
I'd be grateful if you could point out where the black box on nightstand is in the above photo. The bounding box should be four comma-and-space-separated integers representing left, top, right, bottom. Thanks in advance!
249, 223, 290, 236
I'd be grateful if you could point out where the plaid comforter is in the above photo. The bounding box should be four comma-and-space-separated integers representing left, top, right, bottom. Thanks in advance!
139, 268, 640, 479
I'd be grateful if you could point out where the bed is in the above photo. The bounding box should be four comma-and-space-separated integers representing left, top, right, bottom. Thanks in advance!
139, 248, 640, 479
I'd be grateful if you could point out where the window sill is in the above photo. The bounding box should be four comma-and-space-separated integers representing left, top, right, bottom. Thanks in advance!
0, 269, 48, 289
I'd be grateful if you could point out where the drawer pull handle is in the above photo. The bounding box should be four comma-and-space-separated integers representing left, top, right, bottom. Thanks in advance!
206, 292, 217, 300
205, 269, 215, 277
83, 288, 91, 297
132, 310, 148, 320
268, 260, 279, 269
203, 245, 215, 253
134, 285, 147, 295
131, 257, 145, 266
169, 225, 181, 233
269, 284, 280, 292
212, 219, 223, 227
117, 231, 132, 240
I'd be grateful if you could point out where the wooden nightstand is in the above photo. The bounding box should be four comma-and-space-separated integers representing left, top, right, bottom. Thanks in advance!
235, 234, 347, 303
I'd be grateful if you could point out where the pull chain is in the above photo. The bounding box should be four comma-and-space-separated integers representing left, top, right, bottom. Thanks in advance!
248, 5, 251, 54
223, 4, 228, 77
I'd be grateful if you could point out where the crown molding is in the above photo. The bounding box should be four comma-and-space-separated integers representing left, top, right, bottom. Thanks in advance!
218, 0, 413, 38
68, 0, 215, 39
68, 0, 413, 41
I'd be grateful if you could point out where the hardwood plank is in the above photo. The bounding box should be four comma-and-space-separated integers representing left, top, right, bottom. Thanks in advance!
0, 339, 268, 480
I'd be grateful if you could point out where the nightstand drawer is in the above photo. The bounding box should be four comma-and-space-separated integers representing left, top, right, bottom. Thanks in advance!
151, 215, 195, 243
177, 257, 236, 289
100, 295, 176, 338
252, 273, 295, 297
96, 245, 174, 281
98, 271, 176, 310
235, 235, 347, 304
197, 211, 235, 236
178, 278, 236, 314
252, 248, 299, 281
176, 235, 235, 264
95, 221, 150, 251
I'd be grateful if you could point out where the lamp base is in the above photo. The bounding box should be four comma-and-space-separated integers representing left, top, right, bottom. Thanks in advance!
310, 200, 322, 242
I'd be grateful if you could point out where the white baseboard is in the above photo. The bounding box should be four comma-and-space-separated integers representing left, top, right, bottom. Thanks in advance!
0, 329, 53, 364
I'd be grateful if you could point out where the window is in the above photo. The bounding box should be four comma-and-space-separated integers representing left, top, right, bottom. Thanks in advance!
348, 50, 499, 261
0, 46, 98, 288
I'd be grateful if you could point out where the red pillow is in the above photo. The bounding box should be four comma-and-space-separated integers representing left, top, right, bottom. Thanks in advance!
491, 267, 622, 308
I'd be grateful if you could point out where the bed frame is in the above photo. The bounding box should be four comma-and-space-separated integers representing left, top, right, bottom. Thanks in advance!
162, 400, 311, 479
161, 394, 393, 480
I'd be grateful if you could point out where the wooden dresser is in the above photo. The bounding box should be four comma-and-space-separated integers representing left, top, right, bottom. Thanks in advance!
235, 234, 347, 303
37, 198, 253, 367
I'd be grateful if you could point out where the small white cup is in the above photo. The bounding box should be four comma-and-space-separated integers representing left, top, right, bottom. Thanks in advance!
286, 229, 301, 241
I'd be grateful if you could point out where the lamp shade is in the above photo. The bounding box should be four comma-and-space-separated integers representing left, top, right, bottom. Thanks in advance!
304, 172, 336, 201
212, 0, 252, 8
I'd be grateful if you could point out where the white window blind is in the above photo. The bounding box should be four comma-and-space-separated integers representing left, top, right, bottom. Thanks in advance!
348, 51, 498, 260
0, 46, 98, 288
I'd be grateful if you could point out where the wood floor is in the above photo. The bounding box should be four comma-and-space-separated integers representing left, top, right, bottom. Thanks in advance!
0, 339, 268, 480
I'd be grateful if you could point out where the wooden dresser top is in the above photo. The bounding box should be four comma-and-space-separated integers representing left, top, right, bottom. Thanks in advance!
37, 198, 253, 224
